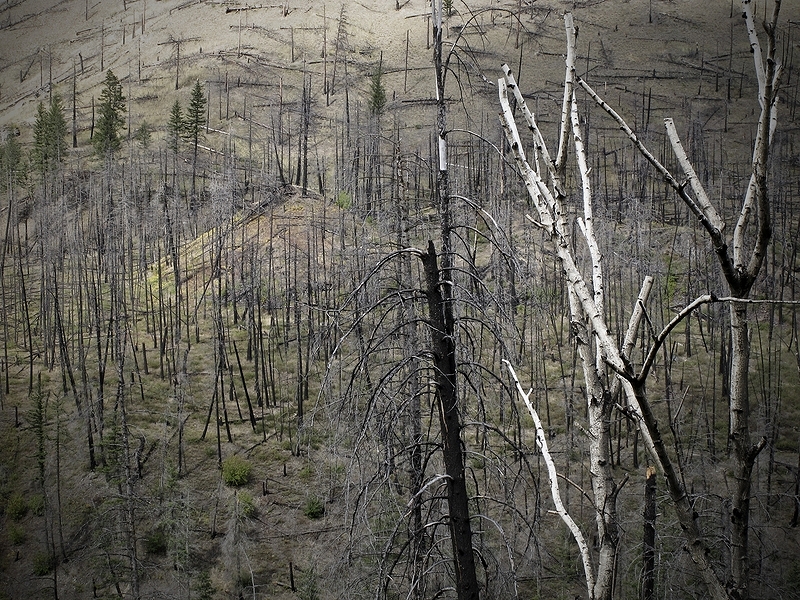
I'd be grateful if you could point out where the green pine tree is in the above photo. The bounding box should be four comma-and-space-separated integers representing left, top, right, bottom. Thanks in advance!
32, 94, 67, 173
368, 66, 387, 115
133, 121, 152, 149
93, 70, 126, 157
48, 94, 68, 162
185, 80, 206, 150
0, 127, 24, 186
167, 100, 184, 154
32, 102, 49, 171
185, 80, 207, 201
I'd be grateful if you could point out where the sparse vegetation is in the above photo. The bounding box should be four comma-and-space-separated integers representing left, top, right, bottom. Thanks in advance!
28, 493, 45, 516
32, 551, 53, 576
222, 455, 252, 487
5, 493, 27, 521
335, 190, 352, 209
238, 491, 256, 517
303, 497, 324, 519
0, 0, 798, 599
194, 571, 215, 600
8, 524, 26, 546
298, 567, 320, 600
144, 528, 169, 555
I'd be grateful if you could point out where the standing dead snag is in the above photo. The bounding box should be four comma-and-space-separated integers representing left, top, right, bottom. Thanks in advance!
500, 2, 784, 599
420, 240, 480, 600
429, 0, 480, 594
576, 2, 781, 598
498, 15, 629, 600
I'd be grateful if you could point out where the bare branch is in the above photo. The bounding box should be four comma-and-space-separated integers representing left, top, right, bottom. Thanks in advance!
664, 119, 724, 233
503, 360, 596, 597
742, 0, 767, 107
736, 0, 781, 283
637, 294, 718, 383
621, 276, 654, 363
577, 75, 739, 287
555, 13, 577, 180
500, 64, 553, 181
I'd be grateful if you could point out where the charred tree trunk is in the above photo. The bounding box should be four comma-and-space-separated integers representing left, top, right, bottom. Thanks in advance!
420, 241, 479, 600
642, 466, 656, 600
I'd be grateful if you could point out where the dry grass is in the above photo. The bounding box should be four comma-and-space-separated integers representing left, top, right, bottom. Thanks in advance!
1, 0, 800, 598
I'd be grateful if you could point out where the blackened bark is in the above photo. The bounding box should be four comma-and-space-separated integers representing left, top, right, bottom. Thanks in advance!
421, 241, 479, 600
642, 466, 656, 600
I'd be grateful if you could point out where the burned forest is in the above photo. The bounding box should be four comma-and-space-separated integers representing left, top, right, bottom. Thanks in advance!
1, 0, 800, 599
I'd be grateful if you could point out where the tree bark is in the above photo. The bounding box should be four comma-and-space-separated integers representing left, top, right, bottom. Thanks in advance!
420, 241, 479, 600
642, 466, 656, 600
497, 9, 772, 596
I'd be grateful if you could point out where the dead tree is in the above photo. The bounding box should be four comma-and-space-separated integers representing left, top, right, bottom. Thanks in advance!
499, 18, 629, 594
500, 3, 784, 599
578, 3, 781, 597
158, 35, 199, 90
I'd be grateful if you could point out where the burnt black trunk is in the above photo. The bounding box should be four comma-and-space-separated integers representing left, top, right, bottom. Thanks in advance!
421, 240, 479, 600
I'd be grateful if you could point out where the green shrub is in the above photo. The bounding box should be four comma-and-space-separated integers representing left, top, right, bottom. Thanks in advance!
144, 528, 168, 555
470, 457, 485, 470
32, 551, 53, 576
28, 494, 45, 516
298, 567, 320, 600
194, 571, 215, 600
238, 491, 256, 518
8, 524, 26, 546
298, 465, 313, 481
237, 570, 253, 589
6, 493, 27, 520
303, 497, 324, 519
222, 455, 252, 487
335, 191, 352, 209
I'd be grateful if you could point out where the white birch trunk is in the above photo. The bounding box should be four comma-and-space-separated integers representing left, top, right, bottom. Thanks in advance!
555, 2, 781, 598
497, 5, 787, 597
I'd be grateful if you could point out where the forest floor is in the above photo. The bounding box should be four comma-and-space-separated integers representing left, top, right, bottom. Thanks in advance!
2, 1, 800, 599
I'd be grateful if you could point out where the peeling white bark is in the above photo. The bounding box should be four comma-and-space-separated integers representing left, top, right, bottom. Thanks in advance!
664, 119, 724, 233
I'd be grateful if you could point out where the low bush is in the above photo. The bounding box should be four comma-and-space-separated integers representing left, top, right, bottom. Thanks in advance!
222, 455, 252, 487
303, 497, 324, 519
32, 551, 53, 576
144, 528, 168, 555
6, 493, 27, 521
238, 491, 256, 518
28, 494, 45, 516
194, 570, 215, 600
298, 465, 313, 481
8, 524, 26, 546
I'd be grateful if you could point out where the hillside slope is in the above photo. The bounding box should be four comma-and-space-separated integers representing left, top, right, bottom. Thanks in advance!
2, 1, 800, 600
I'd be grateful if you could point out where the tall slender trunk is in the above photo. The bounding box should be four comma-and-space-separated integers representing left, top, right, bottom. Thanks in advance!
421, 242, 479, 600
642, 466, 656, 600
113, 266, 140, 599
729, 301, 760, 598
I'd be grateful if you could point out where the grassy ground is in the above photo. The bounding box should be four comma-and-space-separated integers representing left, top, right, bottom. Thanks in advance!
2, 0, 800, 599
